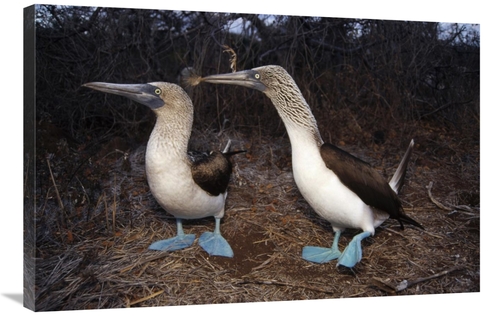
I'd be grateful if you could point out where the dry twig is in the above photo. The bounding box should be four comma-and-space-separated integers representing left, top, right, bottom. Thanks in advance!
427, 181, 479, 216
46, 156, 65, 213
236, 278, 337, 295
427, 181, 453, 211
222, 45, 237, 72
127, 290, 164, 307
371, 265, 467, 294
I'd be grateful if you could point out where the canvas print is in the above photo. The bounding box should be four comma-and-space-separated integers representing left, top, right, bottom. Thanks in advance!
24, 4, 480, 311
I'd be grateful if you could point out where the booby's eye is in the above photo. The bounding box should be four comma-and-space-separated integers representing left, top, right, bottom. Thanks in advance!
154, 88, 161, 95
255, 74, 260, 80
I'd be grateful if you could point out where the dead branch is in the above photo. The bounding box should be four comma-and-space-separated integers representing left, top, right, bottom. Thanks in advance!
427, 181, 479, 215
371, 265, 467, 294
427, 181, 453, 211
398, 265, 466, 290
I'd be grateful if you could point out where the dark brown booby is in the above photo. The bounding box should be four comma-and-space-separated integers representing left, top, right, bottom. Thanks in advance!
83, 81, 241, 257
200, 65, 423, 267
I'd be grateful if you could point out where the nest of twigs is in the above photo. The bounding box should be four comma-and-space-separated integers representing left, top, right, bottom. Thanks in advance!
30, 121, 479, 311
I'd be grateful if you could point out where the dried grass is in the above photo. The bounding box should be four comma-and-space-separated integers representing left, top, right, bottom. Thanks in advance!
31, 124, 479, 311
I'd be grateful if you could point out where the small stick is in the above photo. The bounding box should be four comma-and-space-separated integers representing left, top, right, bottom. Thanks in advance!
250, 252, 279, 272
236, 278, 337, 295
396, 264, 467, 291
103, 192, 110, 233
46, 156, 66, 227
136, 262, 151, 278
380, 226, 407, 239
113, 174, 117, 235
128, 289, 164, 307
46, 156, 65, 212
427, 181, 452, 211
372, 265, 467, 294
427, 182, 479, 215
93, 193, 104, 222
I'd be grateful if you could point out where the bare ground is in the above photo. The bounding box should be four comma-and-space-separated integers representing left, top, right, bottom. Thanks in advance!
30, 120, 479, 311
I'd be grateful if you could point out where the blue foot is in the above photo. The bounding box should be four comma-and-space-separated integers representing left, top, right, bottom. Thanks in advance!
302, 230, 342, 263
337, 231, 371, 268
198, 218, 234, 257
148, 234, 196, 251
148, 218, 195, 252
302, 246, 341, 263
199, 232, 234, 257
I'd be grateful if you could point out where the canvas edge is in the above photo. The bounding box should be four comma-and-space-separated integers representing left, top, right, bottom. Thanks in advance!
23, 4, 36, 312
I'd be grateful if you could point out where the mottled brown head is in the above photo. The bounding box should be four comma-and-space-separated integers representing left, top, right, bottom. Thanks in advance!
201, 65, 322, 144
200, 65, 299, 94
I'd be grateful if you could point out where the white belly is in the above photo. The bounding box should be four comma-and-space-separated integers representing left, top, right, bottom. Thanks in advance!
145, 147, 225, 220
291, 141, 386, 234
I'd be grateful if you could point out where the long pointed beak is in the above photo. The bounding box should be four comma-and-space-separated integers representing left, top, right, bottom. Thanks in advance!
82, 82, 165, 109
201, 70, 267, 92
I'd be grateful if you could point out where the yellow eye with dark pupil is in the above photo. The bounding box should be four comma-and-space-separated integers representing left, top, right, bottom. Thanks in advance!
255, 74, 260, 79
154, 88, 161, 95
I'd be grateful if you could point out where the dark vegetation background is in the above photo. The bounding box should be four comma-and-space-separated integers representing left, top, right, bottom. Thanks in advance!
27, 4, 480, 311
35, 5, 479, 148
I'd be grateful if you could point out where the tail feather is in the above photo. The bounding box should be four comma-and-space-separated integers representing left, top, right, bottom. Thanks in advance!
222, 139, 246, 157
389, 139, 423, 230
389, 139, 414, 194
398, 213, 424, 230
222, 139, 232, 154
223, 150, 246, 158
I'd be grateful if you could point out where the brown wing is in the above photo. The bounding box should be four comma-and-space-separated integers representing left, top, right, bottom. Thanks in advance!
320, 143, 423, 229
191, 151, 231, 196
320, 143, 402, 217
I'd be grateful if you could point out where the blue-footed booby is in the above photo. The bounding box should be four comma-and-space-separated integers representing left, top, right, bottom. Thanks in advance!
200, 65, 423, 267
83, 81, 241, 258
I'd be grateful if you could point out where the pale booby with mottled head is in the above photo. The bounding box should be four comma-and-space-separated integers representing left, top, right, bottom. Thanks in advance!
83, 81, 239, 257
200, 65, 423, 267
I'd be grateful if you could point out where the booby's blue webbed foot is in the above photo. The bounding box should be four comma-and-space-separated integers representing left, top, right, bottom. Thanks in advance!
302, 246, 341, 263
198, 218, 234, 257
337, 231, 371, 268
148, 218, 195, 252
148, 234, 196, 251
199, 232, 234, 257
302, 230, 342, 263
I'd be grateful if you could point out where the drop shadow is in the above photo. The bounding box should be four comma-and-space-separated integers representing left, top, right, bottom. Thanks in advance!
3, 293, 24, 305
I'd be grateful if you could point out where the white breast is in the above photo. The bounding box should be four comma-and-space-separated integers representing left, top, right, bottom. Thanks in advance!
289, 136, 384, 234
145, 140, 225, 220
